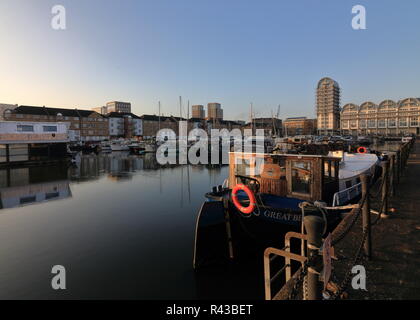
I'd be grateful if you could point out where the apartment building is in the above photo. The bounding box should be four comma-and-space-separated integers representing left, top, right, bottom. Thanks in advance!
341, 97, 420, 136
243, 118, 282, 136
207, 103, 223, 120
107, 112, 142, 138
3, 105, 109, 142
283, 117, 317, 136
106, 101, 131, 113
316, 77, 340, 135
192, 105, 205, 119
140, 115, 186, 139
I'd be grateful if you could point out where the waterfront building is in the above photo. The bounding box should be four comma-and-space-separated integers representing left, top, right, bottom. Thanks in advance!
92, 106, 108, 115
140, 114, 186, 139
192, 105, 205, 119
283, 117, 317, 136
316, 77, 341, 135
243, 118, 282, 136
106, 101, 131, 113
0, 104, 18, 121
107, 112, 142, 139
3, 105, 109, 142
206, 119, 244, 133
0, 121, 69, 164
207, 103, 223, 120
341, 98, 420, 136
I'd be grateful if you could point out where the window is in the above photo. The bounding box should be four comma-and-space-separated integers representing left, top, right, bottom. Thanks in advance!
399, 118, 408, 127
378, 119, 386, 128
291, 161, 311, 194
359, 120, 367, 128
43, 125, 57, 132
367, 119, 376, 128
388, 119, 396, 127
410, 117, 418, 127
17, 125, 34, 132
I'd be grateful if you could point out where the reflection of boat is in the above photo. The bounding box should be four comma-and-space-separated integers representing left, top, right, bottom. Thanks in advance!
0, 181, 72, 209
127, 142, 145, 154
0, 166, 72, 210
144, 143, 156, 153
193, 151, 379, 269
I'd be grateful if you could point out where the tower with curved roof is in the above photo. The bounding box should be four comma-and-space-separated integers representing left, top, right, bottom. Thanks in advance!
316, 77, 340, 135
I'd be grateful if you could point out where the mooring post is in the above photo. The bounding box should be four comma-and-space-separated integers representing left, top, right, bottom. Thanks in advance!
390, 154, 395, 197
303, 215, 325, 300
395, 150, 401, 184
361, 174, 372, 260
381, 161, 389, 216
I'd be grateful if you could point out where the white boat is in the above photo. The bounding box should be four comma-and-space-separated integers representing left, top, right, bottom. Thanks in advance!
144, 143, 156, 153
100, 141, 112, 153
110, 141, 130, 152
328, 151, 379, 206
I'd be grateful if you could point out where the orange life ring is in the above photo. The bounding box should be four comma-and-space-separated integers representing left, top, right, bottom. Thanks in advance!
231, 184, 256, 215
357, 147, 367, 154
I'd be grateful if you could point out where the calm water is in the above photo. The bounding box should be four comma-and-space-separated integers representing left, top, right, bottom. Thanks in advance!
0, 152, 264, 299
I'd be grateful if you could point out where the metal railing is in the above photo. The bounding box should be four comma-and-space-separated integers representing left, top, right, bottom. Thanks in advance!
264, 138, 416, 300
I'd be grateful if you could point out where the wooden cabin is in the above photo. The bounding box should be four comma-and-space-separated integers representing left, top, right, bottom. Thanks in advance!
228, 152, 341, 204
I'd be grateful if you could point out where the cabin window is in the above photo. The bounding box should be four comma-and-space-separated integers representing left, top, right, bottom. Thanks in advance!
17, 125, 34, 132
345, 180, 352, 189
20, 196, 36, 204
356, 177, 361, 184
43, 126, 57, 132
291, 161, 311, 194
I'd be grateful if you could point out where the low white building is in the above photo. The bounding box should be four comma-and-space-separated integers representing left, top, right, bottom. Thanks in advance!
0, 121, 69, 164
0, 121, 69, 144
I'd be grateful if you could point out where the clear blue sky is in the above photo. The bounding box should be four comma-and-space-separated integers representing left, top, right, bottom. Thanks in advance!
0, 0, 419, 121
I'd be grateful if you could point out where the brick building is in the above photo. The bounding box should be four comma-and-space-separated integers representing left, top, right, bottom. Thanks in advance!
283, 117, 317, 136
3, 105, 109, 142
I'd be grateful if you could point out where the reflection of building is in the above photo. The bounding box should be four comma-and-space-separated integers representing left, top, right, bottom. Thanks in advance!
3, 105, 108, 142
316, 77, 340, 135
341, 98, 420, 136
192, 105, 205, 119
0, 166, 71, 209
207, 103, 223, 120
106, 112, 142, 138
283, 117, 317, 136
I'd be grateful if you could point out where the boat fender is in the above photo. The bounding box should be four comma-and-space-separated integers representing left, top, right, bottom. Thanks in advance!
357, 146, 367, 154
231, 184, 256, 215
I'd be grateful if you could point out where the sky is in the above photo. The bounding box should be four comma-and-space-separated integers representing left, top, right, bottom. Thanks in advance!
0, 0, 419, 121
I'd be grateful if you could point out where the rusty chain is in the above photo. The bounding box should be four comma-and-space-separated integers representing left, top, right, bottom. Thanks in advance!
331, 226, 369, 300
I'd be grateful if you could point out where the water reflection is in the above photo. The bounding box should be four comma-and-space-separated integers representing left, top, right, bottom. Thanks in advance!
0, 166, 71, 210
0, 152, 233, 299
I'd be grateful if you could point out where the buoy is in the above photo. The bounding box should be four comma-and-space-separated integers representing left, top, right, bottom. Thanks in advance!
231, 184, 256, 215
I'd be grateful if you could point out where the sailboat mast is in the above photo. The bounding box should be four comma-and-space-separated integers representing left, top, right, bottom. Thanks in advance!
158, 101, 161, 131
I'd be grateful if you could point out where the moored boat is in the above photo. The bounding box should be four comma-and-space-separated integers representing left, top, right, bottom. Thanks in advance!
193, 150, 379, 269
